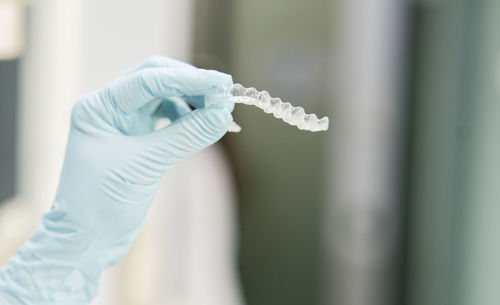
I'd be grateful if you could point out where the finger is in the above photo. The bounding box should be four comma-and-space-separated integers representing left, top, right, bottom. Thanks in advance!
154, 97, 192, 122
185, 95, 205, 108
120, 55, 195, 77
145, 98, 163, 114
146, 107, 232, 166
119, 56, 234, 112
185, 95, 235, 112
106, 67, 233, 114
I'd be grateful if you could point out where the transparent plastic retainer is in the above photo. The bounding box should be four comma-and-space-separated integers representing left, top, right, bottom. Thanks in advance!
206, 83, 330, 133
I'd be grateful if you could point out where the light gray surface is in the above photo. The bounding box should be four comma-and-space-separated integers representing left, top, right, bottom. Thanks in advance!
326, 1, 411, 305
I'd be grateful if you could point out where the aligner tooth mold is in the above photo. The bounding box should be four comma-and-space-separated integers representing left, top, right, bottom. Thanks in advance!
229, 83, 329, 132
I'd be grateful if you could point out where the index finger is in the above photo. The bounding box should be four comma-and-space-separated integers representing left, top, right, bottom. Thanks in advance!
106, 67, 233, 114
120, 55, 195, 78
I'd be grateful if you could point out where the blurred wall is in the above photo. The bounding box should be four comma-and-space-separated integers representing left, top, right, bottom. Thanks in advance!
404, 1, 500, 305
0, 60, 17, 203
0, 1, 24, 204
453, 2, 500, 303
404, 1, 465, 304
326, 0, 411, 305
195, 1, 330, 305
229, 0, 330, 303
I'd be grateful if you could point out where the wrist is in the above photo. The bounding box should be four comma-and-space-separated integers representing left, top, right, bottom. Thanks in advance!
0, 202, 103, 305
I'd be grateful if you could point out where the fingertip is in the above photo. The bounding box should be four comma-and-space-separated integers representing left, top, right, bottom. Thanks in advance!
205, 106, 233, 131
201, 71, 233, 110
203, 69, 233, 88
224, 102, 235, 113
221, 107, 234, 126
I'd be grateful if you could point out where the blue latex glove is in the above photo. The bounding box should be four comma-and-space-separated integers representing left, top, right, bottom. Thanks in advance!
0, 56, 234, 305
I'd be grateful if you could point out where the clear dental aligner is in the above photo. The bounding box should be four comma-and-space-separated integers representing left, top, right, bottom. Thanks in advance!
229, 83, 329, 132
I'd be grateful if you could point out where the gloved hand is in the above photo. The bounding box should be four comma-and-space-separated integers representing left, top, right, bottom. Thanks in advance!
0, 56, 234, 305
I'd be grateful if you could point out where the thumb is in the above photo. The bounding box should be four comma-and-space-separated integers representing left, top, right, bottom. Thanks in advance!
149, 107, 233, 167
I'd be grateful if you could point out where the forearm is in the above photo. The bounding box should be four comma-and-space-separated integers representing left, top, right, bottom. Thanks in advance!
0, 204, 110, 305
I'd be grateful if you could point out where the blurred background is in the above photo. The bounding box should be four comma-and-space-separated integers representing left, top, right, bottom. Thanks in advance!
1, 0, 500, 305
